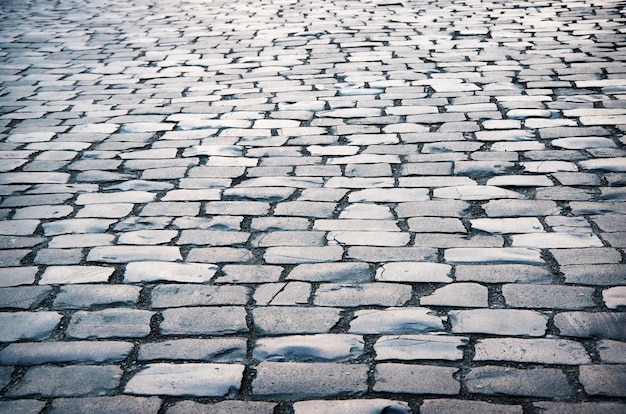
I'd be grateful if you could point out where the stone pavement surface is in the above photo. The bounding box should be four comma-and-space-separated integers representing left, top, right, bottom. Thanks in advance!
0, 0, 625, 412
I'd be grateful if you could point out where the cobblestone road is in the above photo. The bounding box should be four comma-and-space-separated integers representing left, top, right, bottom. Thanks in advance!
1, 0, 626, 412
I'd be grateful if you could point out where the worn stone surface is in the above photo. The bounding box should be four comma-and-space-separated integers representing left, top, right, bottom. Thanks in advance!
1, 0, 625, 408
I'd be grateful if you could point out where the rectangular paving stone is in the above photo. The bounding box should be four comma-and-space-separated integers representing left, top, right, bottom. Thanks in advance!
151, 284, 249, 307
0, 341, 133, 365
449, 309, 547, 336
0, 286, 52, 309
49, 396, 162, 414
87, 246, 182, 263
6, 365, 122, 398
533, 402, 626, 414
421, 400, 522, 414
66, 309, 154, 339
264, 246, 343, 264
252, 362, 368, 398
554, 312, 626, 340
160, 306, 248, 335
292, 400, 410, 414
375, 335, 468, 361
502, 284, 596, 309
125, 363, 244, 397
374, 364, 459, 395
0, 311, 62, 342
466, 366, 574, 398
253, 307, 343, 335
167, 401, 276, 414
561, 264, 626, 286
138, 338, 247, 362
579, 365, 626, 397
474, 338, 591, 365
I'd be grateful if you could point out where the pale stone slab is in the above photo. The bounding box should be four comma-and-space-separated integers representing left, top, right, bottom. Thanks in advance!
124, 262, 218, 283
375, 335, 468, 361
376, 262, 452, 283
125, 363, 244, 397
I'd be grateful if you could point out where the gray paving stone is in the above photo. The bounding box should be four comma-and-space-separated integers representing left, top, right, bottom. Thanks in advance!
0, 267, 38, 287
349, 308, 445, 335
151, 284, 249, 308
0, 341, 133, 365
375, 335, 468, 361
264, 246, 343, 264
449, 309, 548, 336
420, 283, 488, 308
376, 262, 452, 283
124, 262, 218, 283
374, 364, 459, 395
0, 286, 52, 309
49, 396, 162, 414
66, 309, 154, 339
138, 338, 247, 362
474, 338, 591, 364
0, 400, 46, 414
465, 366, 574, 398
597, 340, 626, 364
314, 283, 412, 307
554, 312, 626, 340
561, 264, 626, 286
217, 265, 283, 284
166, 401, 276, 414
533, 402, 626, 414
6, 365, 122, 398
579, 365, 626, 397
292, 399, 410, 414
0, 311, 62, 342
253, 307, 343, 334
421, 400, 522, 414
252, 362, 368, 398
88, 246, 182, 263
160, 307, 248, 336
287, 262, 370, 283
40, 265, 114, 284
125, 363, 244, 397
502, 284, 596, 310
254, 334, 364, 362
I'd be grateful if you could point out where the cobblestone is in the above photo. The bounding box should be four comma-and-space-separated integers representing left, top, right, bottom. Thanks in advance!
1, 0, 625, 409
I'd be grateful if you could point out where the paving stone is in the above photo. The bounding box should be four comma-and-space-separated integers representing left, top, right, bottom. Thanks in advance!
252, 362, 368, 398
138, 338, 247, 362
561, 264, 626, 286
449, 309, 548, 336
253, 307, 342, 335
151, 284, 249, 308
474, 338, 591, 364
0, 286, 52, 309
348, 247, 438, 263
160, 307, 248, 335
420, 283, 488, 308
6, 365, 122, 398
0, 311, 62, 342
374, 364, 459, 395
40, 265, 114, 284
533, 402, 626, 414
166, 401, 276, 414
349, 307, 445, 335
49, 396, 162, 414
253, 334, 364, 362
579, 365, 626, 397
375, 335, 468, 361
88, 246, 182, 263
314, 283, 412, 307
125, 363, 244, 397
292, 399, 410, 414
287, 262, 370, 283
264, 246, 343, 264
554, 312, 626, 340
503, 284, 596, 310
597, 339, 626, 364
465, 366, 574, 398
0, 400, 47, 414
445, 248, 544, 265
0, 341, 133, 365
421, 400, 522, 414
66, 309, 154, 339
217, 265, 283, 284
124, 262, 217, 283
376, 262, 452, 283
0, 267, 38, 287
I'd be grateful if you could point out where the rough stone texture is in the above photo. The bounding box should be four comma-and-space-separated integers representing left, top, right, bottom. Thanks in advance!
6, 366, 122, 397
252, 362, 368, 398
1, 0, 625, 408
465, 366, 574, 398
125, 363, 244, 397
